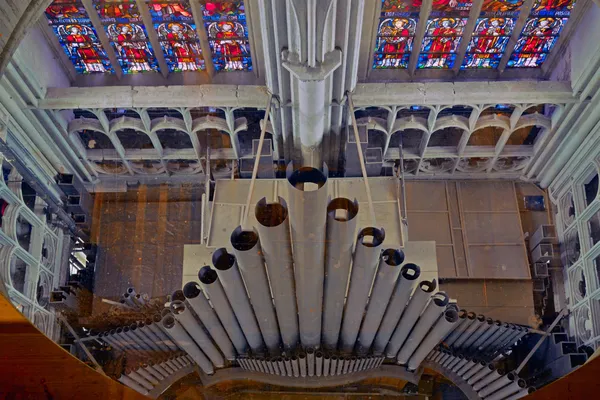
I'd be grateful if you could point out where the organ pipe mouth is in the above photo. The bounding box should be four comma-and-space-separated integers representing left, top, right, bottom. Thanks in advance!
432, 292, 449, 307
298, 352, 306, 359
130, 323, 138, 331
357, 227, 385, 248
401, 263, 421, 280
493, 320, 502, 326
443, 308, 459, 323
286, 163, 328, 191
162, 315, 176, 329
212, 248, 236, 271
123, 327, 130, 333
307, 348, 315, 355
316, 351, 323, 358
382, 248, 405, 266
255, 197, 288, 227
327, 197, 359, 222
183, 281, 202, 299
485, 318, 494, 325
419, 279, 437, 293
170, 300, 186, 315
171, 290, 185, 302
231, 226, 259, 251
199, 266, 218, 284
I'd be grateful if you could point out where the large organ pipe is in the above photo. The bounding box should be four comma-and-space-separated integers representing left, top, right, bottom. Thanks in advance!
372, 263, 421, 355
406, 308, 459, 371
357, 249, 406, 354
340, 227, 386, 352
212, 248, 264, 352
396, 292, 449, 364
230, 226, 281, 353
198, 266, 249, 355
183, 282, 236, 360
286, 163, 329, 348
385, 280, 437, 357
444, 311, 475, 346
161, 314, 214, 375
322, 197, 359, 350
170, 300, 225, 367
255, 197, 299, 350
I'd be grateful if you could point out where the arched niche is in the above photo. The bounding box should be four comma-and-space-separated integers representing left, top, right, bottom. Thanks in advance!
354, 106, 389, 121
9, 254, 31, 295
428, 127, 465, 147
191, 107, 226, 119
36, 270, 52, 308
104, 108, 140, 121
388, 128, 425, 154
368, 129, 387, 151
156, 128, 194, 150
146, 108, 183, 119
506, 124, 544, 146
16, 212, 34, 252
114, 128, 156, 150
396, 106, 431, 120
130, 160, 165, 175
480, 104, 515, 117
437, 105, 473, 119
467, 126, 504, 146
198, 128, 233, 151
21, 181, 37, 212
78, 129, 115, 150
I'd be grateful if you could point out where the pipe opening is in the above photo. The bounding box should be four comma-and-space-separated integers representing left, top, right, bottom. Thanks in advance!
127, 287, 135, 294
199, 266, 218, 284
444, 308, 459, 323
291, 356, 298, 361
144, 318, 153, 325
476, 314, 486, 322
116, 327, 123, 334
432, 292, 449, 307
137, 322, 144, 328
255, 197, 288, 227
484, 318, 494, 325
287, 166, 327, 191
307, 348, 315, 355
231, 226, 259, 251
212, 248, 235, 271
401, 263, 421, 280
467, 312, 477, 320
331, 356, 338, 360
419, 279, 437, 293
161, 308, 171, 317
458, 309, 467, 319
171, 290, 185, 302
382, 248, 405, 266
123, 327, 130, 333
153, 314, 162, 323
110, 329, 116, 335
493, 320, 501, 326
183, 281, 202, 299
316, 351, 323, 358
298, 352, 306, 359
327, 197, 359, 222
517, 379, 527, 389
357, 227, 385, 248
507, 372, 517, 381
170, 300, 186, 315
162, 315, 176, 329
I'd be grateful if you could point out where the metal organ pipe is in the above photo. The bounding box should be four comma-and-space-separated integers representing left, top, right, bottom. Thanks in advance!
183, 282, 236, 360
316, 351, 323, 376
357, 249, 406, 354
170, 300, 225, 367
445, 311, 475, 346
130, 323, 160, 352
230, 226, 281, 353
198, 266, 249, 355
323, 353, 330, 376
322, 197, 359, 350
212, 248, 264, 352
396, 292, 449, 364
479, 322, 510, 351
139, 321, 169, 353
298, 352, 307, 377
255, 197, 299, 350
406, 308, 459, 371
473, 369, 505, 392
463, 360, 487, 380
286, 163, 329, 348
461, 317, 494, 349
372, 263, 421, 355
479, 371, 517, 398
385, 280, 437, 357
453, 314, 486, 348
151, 314, 180, 351
307, 348, 315, 376
161, 314, 214, 375
340, 227, 386, 353
486, 381, 529, 400
470, 320, 501, 351
118, 374, 149, 395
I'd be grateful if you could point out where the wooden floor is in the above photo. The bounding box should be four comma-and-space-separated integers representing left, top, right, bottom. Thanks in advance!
90, 184, 203, 314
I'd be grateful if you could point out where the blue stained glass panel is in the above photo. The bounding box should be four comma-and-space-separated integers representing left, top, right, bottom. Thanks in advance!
105, 22, 159, 73
461, 53, 503, 68
507, 52, 548, 68
417, 53, 457, 68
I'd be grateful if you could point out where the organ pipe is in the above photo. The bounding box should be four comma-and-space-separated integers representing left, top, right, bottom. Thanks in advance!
407, 308, 459, 371
286, 163, 329, 348
372, 263, 421, 355
322, 197, 359, 350
445, 311, 476, 346
230, 226, 281, 353
161, 314, 214, 375
478, 371, 517, 398
453, 314, 486, 348
118, 374, 149, 395
150, 314, 180, 351
469, 320, 501, 351
307, 348, 315, 377
340, 227, 386, 352
357, 249, 406, 354
461, 317, 494, 349
255, 197, 299, 350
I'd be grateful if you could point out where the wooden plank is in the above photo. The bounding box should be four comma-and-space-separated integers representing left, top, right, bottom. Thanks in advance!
459, 181, 517, 212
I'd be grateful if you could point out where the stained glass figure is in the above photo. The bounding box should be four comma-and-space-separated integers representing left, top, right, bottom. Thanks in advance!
373, 0, 421, 69
106, 23, 159, 72
45, 1, 114, 74
418, 18, 467, 68
200, 1, 252, 71
531, 0, 575, 17
148, 2, 193, 20
508, 17, 565, 67
481, 0, 524, 13
94, 0, 141, 21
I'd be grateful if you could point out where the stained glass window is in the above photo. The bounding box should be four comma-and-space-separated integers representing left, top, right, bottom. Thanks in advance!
147, 1, 205, 72
508, 0, 576, 68
93, 1, 159, 73
45, 1, 114, 74
199, 1, 252, 71
462, 0, 523, 69
372, 0, 421, 69
417, 1, 472, 69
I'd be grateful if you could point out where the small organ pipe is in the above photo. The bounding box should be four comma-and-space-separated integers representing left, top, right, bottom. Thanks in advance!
130, 323, 160, 352
349, 356, 357, 372
122, 327, 145, 352
183, 282, 236, 360
284, 357, 293, 376
144, 363, 165, 380
307, 348, 315, 376
407, 308, 459, 371
152, 362, 169, 377
161, 314, 214, 375
119, 375, 149, 395
501, 386, 535, 400
495, 327, 524, 352
337, 357, 344, 375
442, 355, 456, 368
230, 226, 281, 353
259, 358, 268, 373
452, 356, 469, 373
396, 292, 449, 363
330, 356, 338, 376
479, 372, 517, 398
316, 351, 323, 376
322, 198, 359, 350
376, 356, 385, 368
473, 369, 504, 391
277, 357, 285, 376
447, 355, 462, 370
357, 249, 406, 353
170, 301, 225, 367
342, 357, 350, 374
470, 320, 501, 351
461, 317, 494, 349
323, 353, 330, 376
266, 359, 275, 374
199, 266, 249, 355
386, 280, 437, 357
126, 369, 154, 391
286, 163, 329, 349
255, 197, 299, 350
454, 314, 486, 348
457, 358, 477, 376
292, 355, 300, 377
438, 352, 451, 364
139, 321, 169, 353
468, 364, 495, 385
340, 227, 386, 352
358, 357, 367, 371
479, 323, 510, 351
487, 325, 517, 353
136, 368, 159, 385
271, 357, 280, 375
485, 379, 527, 400
445, 311, 475, 346
463, 361, 486, 380
150, 315, 180, 351
299, 352, 307, 377
212, 248, 264, 352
